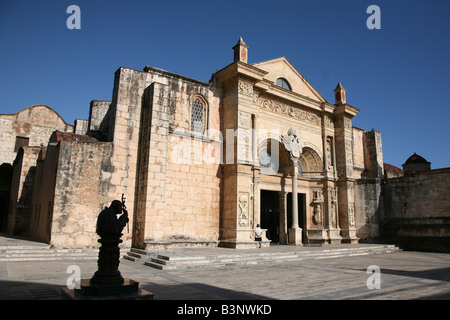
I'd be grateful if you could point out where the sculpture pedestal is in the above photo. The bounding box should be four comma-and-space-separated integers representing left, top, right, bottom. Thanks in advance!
90, 236, 124, 285
61, 278, 154, 300
61, 233, 154, 300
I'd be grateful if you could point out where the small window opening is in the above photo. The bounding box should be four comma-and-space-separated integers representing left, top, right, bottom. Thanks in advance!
276, 78, 292, 91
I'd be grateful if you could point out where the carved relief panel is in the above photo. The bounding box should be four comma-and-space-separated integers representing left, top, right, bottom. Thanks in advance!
329, 187, 338, 228
237, 111, 252, 162
238, 193, 250, 227
311, 190, 324, 226
238, 80, 253, 96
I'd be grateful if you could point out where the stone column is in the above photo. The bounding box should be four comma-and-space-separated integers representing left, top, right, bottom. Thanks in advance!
281, 127, 303, 246
291, 163, 299, 228
289, 161, 302, 245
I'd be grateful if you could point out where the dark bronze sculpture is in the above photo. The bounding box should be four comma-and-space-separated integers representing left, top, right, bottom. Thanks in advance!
61, 195, 154, 299
90, 198, 129, 285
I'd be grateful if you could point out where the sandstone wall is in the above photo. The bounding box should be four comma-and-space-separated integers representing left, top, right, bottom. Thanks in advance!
110, 66, 221, 248
7, 146, 42, 235
32, 140, 115, 247
354, 178, 382, 242
383, 168, 450, 252
29, 145, 58, 243
88, 100, 112, 140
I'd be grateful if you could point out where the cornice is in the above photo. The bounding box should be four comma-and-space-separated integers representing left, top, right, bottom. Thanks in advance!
213, 61, 268, 85
334, 103, 360, 118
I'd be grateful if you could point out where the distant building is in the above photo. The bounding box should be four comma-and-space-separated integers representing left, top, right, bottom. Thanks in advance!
383, 163, 403, 179
0, 105, 73, 233
402, 152, 431, 176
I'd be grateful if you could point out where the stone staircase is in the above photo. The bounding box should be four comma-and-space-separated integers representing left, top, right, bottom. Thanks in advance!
123, 248, 156, 262
0, 244, 101, 262
124, 244, 401, 270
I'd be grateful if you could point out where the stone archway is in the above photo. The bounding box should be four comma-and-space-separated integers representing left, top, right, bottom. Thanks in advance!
299, 146, 323, 174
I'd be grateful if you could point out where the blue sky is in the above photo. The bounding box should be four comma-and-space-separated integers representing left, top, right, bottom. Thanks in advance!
0, 0, 449, 169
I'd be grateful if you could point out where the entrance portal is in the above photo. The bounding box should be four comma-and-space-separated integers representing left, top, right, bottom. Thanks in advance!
260, 190, 306, 244
260, 190, 280, 243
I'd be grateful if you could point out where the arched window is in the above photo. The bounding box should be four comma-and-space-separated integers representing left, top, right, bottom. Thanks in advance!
276, 78, 292, 91
190, 97, 207, 134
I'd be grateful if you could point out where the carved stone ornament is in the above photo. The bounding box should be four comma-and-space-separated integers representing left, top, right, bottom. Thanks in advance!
238, 80, 253, 96
313, 203, 322, 225
282, 127, 303, 160
311, 190, 324, 225
238, 111, 252, 129
330, 188, 338, 228
238, 194, 249, 227
312, 190, 323, 203
349, 203, 355, 226
253, 93, 321, 126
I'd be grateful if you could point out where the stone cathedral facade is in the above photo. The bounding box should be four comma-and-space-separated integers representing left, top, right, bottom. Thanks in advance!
1, 39, 385, 249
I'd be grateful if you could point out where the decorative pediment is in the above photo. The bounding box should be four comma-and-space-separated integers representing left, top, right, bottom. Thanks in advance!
252, 57, 326, 103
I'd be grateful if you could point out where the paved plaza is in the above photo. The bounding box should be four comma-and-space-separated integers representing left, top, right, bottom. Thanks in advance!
0, 235, 449, 301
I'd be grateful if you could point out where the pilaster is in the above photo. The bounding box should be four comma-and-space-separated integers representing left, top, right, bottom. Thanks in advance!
325, 185, 342, 243
335, 103, 359, 243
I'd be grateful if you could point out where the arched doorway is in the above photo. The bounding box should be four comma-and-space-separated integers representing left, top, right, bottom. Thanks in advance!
258, 138, 323, 245
258, 137, 306, 244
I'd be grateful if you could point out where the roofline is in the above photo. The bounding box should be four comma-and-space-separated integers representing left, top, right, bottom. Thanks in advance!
116, 65, 210, 87
0, 104, 73, 128
252, 57, 327, 103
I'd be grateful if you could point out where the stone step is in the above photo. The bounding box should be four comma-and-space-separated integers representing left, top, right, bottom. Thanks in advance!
142, 245, 401, 270
123, 248, 157, 262
152, 252, 299, 265
144, 251, 302, 270
0, 246, 106, 262
0, 256, 99, 262
298, 245, 398, 258
0, 245, 51, 251
0, 248, 99, 254
145, 256, 302, 270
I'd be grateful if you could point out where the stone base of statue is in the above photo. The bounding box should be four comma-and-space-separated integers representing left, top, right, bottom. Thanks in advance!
90, 236, 125, 285
61, 233, 154, 300
61, 278, 154, 300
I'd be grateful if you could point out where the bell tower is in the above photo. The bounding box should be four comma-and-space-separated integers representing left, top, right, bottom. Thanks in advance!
233, 37, 249, 64
334, 82, 346, 105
